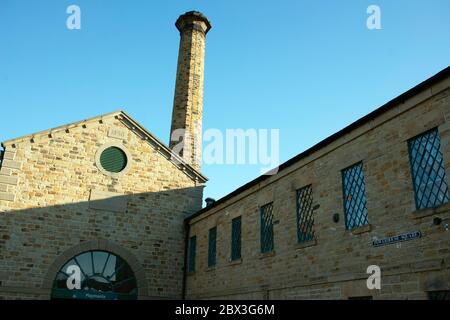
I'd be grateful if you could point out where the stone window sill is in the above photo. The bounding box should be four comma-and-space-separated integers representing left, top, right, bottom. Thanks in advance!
259, 251, 276, 260
205, 266, 216, 272
296, 239, 317, 250
351, 224, 372, 235
412, 202, 450, 219
229, 258, 243, 266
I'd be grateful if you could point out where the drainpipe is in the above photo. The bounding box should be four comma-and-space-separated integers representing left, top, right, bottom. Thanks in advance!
181, 220, 190, 300
0, 145, 5, 169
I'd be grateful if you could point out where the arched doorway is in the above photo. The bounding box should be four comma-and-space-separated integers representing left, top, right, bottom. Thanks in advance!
51, 250, 138, 300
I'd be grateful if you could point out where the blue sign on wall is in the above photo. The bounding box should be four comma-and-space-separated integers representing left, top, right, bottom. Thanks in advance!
372, 231, 422, 247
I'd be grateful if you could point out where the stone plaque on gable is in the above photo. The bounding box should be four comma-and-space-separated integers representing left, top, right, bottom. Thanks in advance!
108, 127, 127, 140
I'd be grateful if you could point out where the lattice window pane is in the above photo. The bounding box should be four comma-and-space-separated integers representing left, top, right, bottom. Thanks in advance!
188, 236, 196, 272
231, 217, 242, 261
428, 290, 450, 300
342, 162, 369, 230
296, 185, 315, 243
408, 128, 450, 210
208, 227, 217, 267
260, 202, 274, 253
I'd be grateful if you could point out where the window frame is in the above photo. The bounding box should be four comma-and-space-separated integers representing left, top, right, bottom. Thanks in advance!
341, 161, 370, 230
231, 216, 242, 261
188, 235, 197, 273
51, 250, 138, 300
296, 184, 315, 243
407, 128, 450, 210
260, 202, 274, 254
207, 227, 217, 268
95, 142, 131, 178
100, 147, 128, 173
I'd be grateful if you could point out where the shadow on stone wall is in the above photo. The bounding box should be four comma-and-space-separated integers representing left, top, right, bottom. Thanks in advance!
0, 186, 203, 299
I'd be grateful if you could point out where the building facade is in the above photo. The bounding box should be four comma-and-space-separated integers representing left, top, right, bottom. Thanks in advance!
1, 10, 449, 300
0, 11, 210, 300
185, 67, 450, 300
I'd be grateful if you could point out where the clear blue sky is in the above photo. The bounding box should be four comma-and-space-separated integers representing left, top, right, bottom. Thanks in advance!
0, 0, 449, 203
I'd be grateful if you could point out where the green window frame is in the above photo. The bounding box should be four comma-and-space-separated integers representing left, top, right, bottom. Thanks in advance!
296, 185, 315, 243
231, 216, 242, 261
342, 162, 369, 230
408, 128, 450, 210
188, 236, 196, 273
260, 202, 274, 254
208, 227, 217, 268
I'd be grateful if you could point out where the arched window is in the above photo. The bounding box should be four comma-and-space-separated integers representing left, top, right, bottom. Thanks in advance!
51, 250, 138, 300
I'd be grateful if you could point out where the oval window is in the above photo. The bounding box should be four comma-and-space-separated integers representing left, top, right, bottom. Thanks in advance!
100, 147, 128, 173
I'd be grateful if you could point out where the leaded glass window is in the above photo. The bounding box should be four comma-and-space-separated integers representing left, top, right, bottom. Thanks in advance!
296, 185, 315, 243
342, 162, 369, 230
408, 128, 450, 209
208, 227, 217, 267
260, 202, 274, 253
188, 236, 196, 273
231, 216, 242, 261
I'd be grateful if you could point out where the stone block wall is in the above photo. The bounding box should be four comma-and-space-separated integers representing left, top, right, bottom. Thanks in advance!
0, 112, 204, 299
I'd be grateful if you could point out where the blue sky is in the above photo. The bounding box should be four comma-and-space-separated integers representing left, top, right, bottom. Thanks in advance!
0, 0, 449, 202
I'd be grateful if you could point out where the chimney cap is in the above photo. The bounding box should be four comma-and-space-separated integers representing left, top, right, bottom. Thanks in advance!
176, 11, 212, 34
205, 197, 216, 207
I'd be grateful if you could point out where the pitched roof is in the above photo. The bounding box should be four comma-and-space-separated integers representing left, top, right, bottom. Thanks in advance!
1, 110, 208, 183
187, 66, 450, 221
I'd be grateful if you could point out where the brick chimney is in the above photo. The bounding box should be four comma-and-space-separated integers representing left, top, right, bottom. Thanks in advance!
169, 11, 211, 172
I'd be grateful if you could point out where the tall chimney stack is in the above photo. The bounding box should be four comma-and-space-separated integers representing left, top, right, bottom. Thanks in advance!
169, 11, 211, 172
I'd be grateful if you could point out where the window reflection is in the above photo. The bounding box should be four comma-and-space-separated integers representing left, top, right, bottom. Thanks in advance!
51, 250, 138, 300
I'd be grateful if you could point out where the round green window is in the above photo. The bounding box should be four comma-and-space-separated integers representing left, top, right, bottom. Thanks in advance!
100, 147, 128, 173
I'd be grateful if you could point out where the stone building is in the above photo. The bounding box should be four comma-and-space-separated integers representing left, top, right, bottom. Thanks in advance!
185, 66, 450, 300
1, 10, 450, 300
0, 11, 210, 300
